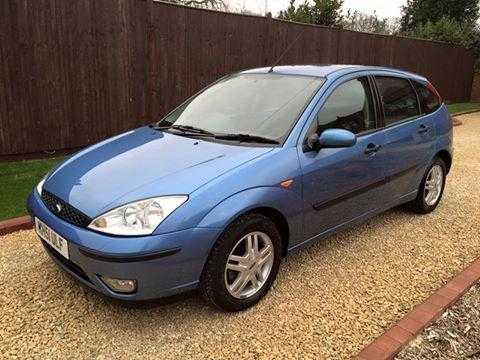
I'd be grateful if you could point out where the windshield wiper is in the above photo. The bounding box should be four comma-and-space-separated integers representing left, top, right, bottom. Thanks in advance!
170, 125, 216, 136
214, 133, 279, 144
151, 123, 214, 136
150, 124, 278, 144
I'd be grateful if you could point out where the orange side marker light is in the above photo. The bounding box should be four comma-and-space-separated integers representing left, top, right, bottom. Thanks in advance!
280, 179, 294, 189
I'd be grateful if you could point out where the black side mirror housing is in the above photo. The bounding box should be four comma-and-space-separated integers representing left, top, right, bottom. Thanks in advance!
305, 133, 320, 152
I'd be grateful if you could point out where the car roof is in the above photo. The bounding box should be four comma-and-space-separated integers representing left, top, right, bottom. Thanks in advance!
240, 64, 427, 82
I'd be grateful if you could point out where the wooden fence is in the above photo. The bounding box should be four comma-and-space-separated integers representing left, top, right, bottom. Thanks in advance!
0, 0, 476, 156
471, 72, 480, 102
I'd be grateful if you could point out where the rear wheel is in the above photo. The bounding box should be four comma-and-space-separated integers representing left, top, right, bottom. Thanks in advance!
407, 157, 446, 214
200, 213, 282, 312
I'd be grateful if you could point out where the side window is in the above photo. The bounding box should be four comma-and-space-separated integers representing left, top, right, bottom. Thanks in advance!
307, 77, 376, 137
375, 76, 420, 126
413, 81, 441, 115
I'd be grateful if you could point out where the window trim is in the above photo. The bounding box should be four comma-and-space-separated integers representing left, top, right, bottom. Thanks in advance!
408, 78, 423, 116
373, 75, 422, 129
411, 79, 442, 116
368, 75, 384, 130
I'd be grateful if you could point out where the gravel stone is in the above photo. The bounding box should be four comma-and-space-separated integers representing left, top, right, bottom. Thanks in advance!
1, 114, 479, 359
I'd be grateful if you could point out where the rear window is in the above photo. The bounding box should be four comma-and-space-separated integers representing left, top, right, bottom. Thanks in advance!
413, 81, 441, 114
375, 76, 420, 126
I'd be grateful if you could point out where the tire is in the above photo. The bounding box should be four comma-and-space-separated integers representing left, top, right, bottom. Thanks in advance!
407, 157, 447, 214
200, 213, 282, 312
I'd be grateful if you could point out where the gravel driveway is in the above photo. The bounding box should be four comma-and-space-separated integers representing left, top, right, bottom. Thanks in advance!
1, 114, 479, 360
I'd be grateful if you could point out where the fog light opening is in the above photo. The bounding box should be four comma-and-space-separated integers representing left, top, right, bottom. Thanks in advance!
100, 276, 137, 294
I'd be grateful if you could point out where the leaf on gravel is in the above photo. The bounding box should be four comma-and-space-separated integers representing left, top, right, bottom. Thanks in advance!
447, 330, 458, 338
426, 330, 441, 342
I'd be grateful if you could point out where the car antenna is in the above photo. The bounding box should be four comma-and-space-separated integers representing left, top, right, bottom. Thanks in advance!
268, 31, 303, 73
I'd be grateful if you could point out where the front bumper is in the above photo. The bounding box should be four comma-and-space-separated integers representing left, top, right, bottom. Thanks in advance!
27, 191, 221, 300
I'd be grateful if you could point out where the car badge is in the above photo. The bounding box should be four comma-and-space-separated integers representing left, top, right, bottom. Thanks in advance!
56, 203, 62, 213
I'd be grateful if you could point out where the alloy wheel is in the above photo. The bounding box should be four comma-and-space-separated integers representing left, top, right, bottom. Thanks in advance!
424, 164, 444, 206
224, 231, 274, 299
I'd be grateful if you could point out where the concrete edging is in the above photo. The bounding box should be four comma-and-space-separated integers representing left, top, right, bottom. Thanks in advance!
0, 216, 32, 236
355, 259, 480, 360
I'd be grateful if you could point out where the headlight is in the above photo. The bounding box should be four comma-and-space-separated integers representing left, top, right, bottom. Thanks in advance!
88, 196, 188, 236
36, 177, 46, 196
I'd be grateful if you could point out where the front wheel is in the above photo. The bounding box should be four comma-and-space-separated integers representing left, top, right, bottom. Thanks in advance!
200, 213, 282, 312
407, 157, 447, 214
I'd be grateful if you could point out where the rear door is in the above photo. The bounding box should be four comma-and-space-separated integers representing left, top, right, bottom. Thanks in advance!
373, 75, 437, 200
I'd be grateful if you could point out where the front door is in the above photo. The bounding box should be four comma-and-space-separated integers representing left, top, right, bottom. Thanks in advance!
299, 76, 388, 240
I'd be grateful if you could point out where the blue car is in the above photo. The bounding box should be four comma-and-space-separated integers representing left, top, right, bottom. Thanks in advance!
27, 65, 452, 311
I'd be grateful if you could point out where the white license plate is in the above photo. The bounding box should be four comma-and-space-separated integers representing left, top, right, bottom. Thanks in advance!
35, 218, 69, 259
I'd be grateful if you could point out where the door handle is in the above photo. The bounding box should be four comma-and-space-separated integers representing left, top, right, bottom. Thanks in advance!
364, 143, 382, 155
418, 124, 431, 134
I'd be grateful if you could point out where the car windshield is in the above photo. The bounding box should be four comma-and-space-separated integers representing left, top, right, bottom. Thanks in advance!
157, 73, 325, 143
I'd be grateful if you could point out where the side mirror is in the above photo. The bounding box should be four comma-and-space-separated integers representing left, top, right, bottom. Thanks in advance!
305, 133, 321, 152
305, 128, 357, 152
319, 129, 357, 148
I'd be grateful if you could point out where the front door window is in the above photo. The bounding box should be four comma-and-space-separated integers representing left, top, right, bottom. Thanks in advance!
306, 77, 376, 139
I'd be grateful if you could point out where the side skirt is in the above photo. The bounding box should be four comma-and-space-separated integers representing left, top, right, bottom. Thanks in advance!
287, 190, 418, 256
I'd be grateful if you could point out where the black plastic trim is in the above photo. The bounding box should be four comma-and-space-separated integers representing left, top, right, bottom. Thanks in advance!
312, 165, 419, 211
387, 165, 419, 182
41, 190, 92, 228
41, 240, 91, 282
312, 178, 387, 211
78, 246, 181, 263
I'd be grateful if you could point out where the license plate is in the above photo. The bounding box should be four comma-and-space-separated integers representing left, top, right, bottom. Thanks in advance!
35, 217, 69, 259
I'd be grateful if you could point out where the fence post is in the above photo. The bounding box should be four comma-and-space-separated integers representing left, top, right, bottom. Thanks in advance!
471, 72, 480, 102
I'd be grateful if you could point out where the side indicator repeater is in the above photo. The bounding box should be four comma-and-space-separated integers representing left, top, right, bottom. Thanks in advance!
280, 179, 294, 189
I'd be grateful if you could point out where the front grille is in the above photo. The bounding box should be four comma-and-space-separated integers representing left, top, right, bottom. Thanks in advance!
41, 191, 92, 228
42, 240, 91, 283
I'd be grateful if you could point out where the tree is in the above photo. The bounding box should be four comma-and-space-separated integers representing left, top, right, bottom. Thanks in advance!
407, 17, 480, 67
400, 0, 480, 68
342, 10, 400, 35
278, 0, 344, 27
238, 7, 260, 16
163, 0, 227, 10
278, 0, 313, 24
400, 0, 480, 32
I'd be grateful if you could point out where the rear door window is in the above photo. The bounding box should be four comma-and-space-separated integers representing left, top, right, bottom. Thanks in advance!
375, 76, 420, 126
413, 81, 441, 114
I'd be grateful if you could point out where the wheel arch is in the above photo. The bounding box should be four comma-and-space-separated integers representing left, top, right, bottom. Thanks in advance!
435, 149, 452, 174
239, 207, 290, 257
204, 206, 291, 258
197, 187, 303, 258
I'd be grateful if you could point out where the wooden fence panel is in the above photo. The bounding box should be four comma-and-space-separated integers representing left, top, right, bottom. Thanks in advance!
0, 0, 475, 156
146, 2, 187, 119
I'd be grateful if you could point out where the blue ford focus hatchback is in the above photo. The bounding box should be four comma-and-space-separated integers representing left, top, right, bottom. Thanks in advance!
28, 65, 452, 311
